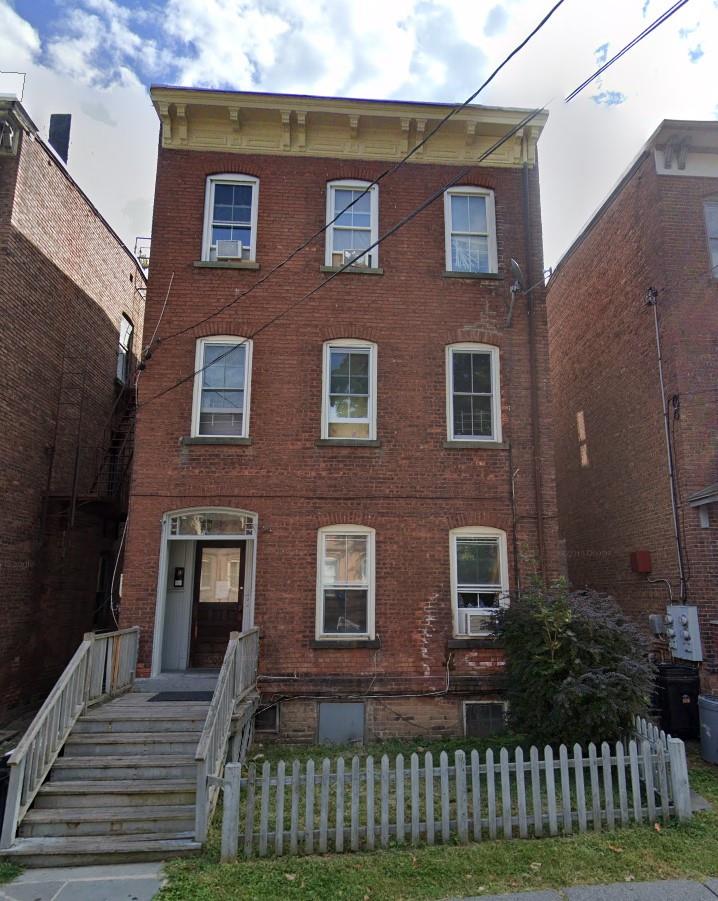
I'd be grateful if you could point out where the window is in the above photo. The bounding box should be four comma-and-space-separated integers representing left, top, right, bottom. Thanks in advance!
705, 200, 718, 273
450, 527, 509, 636
464, 701, 507, 738
316, 526, 375, 639
116, 315, 133, 384
446, 343, 501, 442
202, 174, 259, 262
322, 340, 377, 440
325, 180, 378, 268
444, 187, 497, 273
191, 336, 252, 438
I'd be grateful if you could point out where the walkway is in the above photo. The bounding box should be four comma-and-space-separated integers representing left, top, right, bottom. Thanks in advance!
0, 862, 164, 901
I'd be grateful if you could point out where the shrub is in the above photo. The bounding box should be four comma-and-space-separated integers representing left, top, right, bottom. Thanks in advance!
496, 581, 654, 747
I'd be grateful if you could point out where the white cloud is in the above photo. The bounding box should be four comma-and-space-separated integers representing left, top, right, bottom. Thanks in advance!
0, 0, 717, 267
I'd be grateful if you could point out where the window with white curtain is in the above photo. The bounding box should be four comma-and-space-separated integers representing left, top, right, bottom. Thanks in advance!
316, 526, 375, 638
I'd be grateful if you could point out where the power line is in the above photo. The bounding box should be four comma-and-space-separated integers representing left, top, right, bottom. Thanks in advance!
150, 0, 567, 349
138, 106, 544, 410
565, 0, 691, 102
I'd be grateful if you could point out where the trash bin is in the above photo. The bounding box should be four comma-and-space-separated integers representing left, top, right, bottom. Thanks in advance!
699, 695, 718, 764
654, 663, 700, 739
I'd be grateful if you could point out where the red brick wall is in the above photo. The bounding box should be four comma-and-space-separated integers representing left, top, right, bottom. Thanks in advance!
547, 150, 718, 681
122, 145, 561, 731
0, 127, 145, 720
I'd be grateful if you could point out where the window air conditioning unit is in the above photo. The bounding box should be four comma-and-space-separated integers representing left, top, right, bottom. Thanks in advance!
465, 611, 492, 635
216, 240, 243, 259
333, 249, 369, 268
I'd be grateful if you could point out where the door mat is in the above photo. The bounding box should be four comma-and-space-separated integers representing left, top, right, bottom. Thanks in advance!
149, 691, 214, 702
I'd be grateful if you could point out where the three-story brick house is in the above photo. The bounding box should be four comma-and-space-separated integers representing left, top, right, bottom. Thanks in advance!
120, 87, 561, 741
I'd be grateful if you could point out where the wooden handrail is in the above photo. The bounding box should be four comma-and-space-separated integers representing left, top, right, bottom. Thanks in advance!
1, 627, 140, 849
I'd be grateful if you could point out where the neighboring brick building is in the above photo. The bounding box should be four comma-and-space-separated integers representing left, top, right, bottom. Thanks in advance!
120, 87, 561, 741
0, 99, 146, 721
547, 120, 718, 688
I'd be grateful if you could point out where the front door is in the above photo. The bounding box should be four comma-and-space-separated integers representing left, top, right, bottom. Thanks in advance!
190, 542, 245, 667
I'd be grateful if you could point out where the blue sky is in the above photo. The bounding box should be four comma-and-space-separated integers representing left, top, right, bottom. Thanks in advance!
1, 0, 717, 265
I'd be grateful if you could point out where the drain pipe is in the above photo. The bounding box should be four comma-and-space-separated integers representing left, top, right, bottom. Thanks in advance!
645, 287, 687, 601
521, 154, 547, 581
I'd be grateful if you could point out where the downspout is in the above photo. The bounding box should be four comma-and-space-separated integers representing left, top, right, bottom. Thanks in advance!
521, 142, 547, 581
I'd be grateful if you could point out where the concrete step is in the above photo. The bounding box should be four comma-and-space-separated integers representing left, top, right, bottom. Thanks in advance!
63, 731, 200, 756
74, 712, 208, 733
19, 806, 196, 838
2, 835, 202, 867
34, 781, 196, 809
50, 756, 196, 782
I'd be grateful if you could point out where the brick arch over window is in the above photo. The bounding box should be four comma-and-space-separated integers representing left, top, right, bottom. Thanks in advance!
191, 318, 255, 340
446, 512, 513, 533
320, 323, 381, 343
444, 327, 505, 348
312, 511, 379, 530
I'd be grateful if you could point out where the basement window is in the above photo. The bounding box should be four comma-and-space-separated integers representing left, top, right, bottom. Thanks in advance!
463, 701, 507, 738
254, 704, 279, 733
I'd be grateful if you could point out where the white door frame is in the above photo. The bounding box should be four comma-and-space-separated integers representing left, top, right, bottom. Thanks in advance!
151, 507, 258, 677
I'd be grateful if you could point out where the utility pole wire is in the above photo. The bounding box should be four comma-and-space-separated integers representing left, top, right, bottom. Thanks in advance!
150, 0, 568, 349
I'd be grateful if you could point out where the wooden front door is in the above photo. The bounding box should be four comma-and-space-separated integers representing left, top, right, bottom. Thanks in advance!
190, 541, 245, 668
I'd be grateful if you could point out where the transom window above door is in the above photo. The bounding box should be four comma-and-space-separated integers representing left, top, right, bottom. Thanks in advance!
325, 180, 378, 269
444, 187, 497, 274
322, 340, 377, 440
192, 336, 252, 438
202, 174, 259, 262
446, 343, 501, 443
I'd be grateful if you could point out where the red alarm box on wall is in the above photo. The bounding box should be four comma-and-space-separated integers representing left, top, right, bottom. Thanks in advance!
630, 550, 652, 574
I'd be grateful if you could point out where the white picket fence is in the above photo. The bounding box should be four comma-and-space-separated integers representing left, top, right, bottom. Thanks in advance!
217, 716, 691, 860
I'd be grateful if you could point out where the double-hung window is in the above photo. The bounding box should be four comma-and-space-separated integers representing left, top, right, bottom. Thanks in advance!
192, 336, 252, 438
202, 174, 259, 262
116, 315, 133, 384
450, 527, 509, 636
322, 340, 377, 440
446, 343, 501, 442
317, 526, 375, 638
704, 199, 718, 273
444, 187, 497, 274
325, 180, 378, 268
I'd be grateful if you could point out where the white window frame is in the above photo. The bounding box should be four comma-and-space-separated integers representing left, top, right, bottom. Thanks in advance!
449, 526, 509, 638
116, 314, 133, 384
325, 180, 379, 269
316, 524, 375, 641
444, 186, 498, 274
321, 339, 377, 440
704, 199, 718, 275
201, 174, 259, 262
191, 335, 253, 438
446, 343, 502, 443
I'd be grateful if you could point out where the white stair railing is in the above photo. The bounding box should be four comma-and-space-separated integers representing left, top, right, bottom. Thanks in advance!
0, 626, 140, 849
195, 627, 259, 843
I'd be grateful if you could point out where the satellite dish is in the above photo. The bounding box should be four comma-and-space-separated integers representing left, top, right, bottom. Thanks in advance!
510, 258, 525, 292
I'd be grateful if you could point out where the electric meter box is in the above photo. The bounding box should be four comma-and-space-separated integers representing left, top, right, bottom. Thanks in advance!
665, 604, 703, 662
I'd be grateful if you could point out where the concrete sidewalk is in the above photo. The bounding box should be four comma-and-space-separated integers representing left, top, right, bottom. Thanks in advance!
0, 862, 165, 901
452, 878, 718, 900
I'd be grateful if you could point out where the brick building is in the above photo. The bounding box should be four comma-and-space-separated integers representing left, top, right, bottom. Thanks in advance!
121, 87, 561, 741
0, 99, 146, 721
547, 120, 718, 688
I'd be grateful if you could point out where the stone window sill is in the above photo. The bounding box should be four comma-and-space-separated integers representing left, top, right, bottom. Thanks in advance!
315, 439, 381, 447
443, 440, 508, 449
180, 436, 253, 446
193, 260, 260, 270
442, 270, 500, 280
448, 637, 504, 649
311, 639, 380, 649
320, 265, 384, 276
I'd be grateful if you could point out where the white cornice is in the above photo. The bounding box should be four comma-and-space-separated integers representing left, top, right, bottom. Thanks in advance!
150, 87, 546, 169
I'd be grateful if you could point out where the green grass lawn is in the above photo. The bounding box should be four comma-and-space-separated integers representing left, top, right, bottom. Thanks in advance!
159, 741, 718, 901
0, 862, 21, 885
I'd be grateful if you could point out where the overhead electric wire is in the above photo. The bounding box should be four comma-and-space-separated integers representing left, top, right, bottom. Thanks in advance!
150, 0, 568, 349
137, 106, 545, 410
564, 0, 691, 102
138, 0, 691, 410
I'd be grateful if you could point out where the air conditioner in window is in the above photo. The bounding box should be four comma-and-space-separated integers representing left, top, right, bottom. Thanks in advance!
465, 611, 493, 636
332, 249, 369, 268
216, 240, 243, 259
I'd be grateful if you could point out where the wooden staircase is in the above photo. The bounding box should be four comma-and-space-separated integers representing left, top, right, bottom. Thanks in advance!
1, 628, 260, 867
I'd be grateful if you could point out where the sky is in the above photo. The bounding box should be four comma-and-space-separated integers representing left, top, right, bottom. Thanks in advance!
0, 0, 716, 267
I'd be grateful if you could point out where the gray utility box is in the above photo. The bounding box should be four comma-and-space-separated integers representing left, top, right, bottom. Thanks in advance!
665, 605, 703, 661
699, 695, 718, 764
